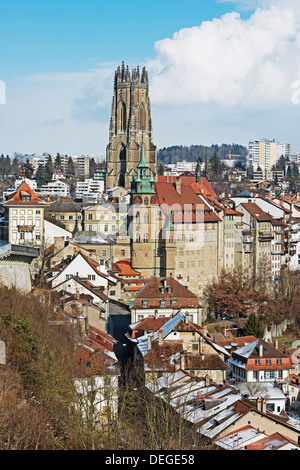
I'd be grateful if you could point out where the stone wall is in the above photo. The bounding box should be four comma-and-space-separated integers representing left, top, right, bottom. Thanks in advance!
263, 319, 290, 342
0, 259, 32, 294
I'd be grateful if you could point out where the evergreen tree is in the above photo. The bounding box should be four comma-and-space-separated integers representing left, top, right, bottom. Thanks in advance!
209, 150, 223, 181
157, 163, 164, 176
35, 164, 46, 187
244, 313, 264, 338
54, 152, 61, 168
44, 155, 53, 182
11, 157, 19, 176
66, 156, 75, 179
291, 162, 299, 178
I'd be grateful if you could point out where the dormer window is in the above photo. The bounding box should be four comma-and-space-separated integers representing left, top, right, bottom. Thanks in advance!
20, 191, 31, 201
160, 299, 166, 307
142, 299, 148, 308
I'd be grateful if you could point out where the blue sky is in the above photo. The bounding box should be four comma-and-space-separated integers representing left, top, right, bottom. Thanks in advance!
0, 0, 300, 157
0, 0, 247, 79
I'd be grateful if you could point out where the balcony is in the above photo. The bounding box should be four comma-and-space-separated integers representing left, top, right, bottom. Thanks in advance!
258, 231, 274, 241
17, 225, 35, 232
242, 231, 254, 244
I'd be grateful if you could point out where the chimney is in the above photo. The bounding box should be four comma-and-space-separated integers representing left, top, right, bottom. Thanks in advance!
259, 343, 263, 357
256, 397, 267, 414
274, 339, 278, 350
205, 375, 210, 387
158, 329, 163, 345
54, 237, 65, 255
77, 315, 88, 339
147, 335, 151, 350
176, 177, 181, 195
256, 397, 262, 412
180, 354, 186, 370
154, 309, 158, 319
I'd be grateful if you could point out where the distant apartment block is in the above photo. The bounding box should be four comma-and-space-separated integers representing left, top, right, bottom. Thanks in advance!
75, 178, 105, 202
248, 139, 291, 172
29, 154, 90, 179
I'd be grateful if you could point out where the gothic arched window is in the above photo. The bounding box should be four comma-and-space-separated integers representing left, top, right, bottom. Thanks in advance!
139, 103, 146, 131
120, 102, 126, 132
136, 212, 140, 224
119, 144, 126, 161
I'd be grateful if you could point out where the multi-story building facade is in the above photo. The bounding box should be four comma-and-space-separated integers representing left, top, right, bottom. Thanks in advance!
0, 180, 48, 248
248, 139, 291, 172
228, 339, 293, 393
36, 180, 70, 198
75, 178, 105, 202
29, 154, 90, 179
46, 201, 83, 233
288, 219, 300, 270
236, 202, 274, 281
129, 277, 203, 324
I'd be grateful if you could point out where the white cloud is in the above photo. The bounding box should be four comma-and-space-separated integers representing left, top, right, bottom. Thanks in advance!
147, 4, 300, 109
0, 64, 116, 156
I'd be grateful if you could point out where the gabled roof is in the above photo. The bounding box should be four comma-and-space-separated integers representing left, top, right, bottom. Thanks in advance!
51, 274, 109, 302
3, 180, 48, 206
136, 311, 185, 356
245, 432, 300, 450
154, 181, 221, 223
240, 202, 274, 222
131, 277, 201, 309
230, 339, 293, 371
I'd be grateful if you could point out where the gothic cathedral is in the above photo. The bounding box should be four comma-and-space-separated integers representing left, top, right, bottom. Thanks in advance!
105, 62, 157, 191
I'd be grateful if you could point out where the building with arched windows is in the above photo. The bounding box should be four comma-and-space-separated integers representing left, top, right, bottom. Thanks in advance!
105, 62, 157, 191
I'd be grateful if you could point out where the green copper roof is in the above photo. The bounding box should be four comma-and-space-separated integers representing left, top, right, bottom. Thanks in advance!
130, 139, 155, 194
137, 141, 148, 168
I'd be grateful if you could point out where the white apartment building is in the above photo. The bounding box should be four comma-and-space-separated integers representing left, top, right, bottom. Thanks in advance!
28, 154, 90, 179
75, 178, 104, 201
36, 180, 70, 197
176, 160, 197, 172
289, 220, 300, 271
248, 139, 291, 171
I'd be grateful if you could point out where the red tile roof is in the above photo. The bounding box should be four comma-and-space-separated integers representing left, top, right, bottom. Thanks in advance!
155, 181, 221, 223
3, 180, 48, 206
115, 260, 141, 277
240, 202, 274, 222
131, 277, 201, 309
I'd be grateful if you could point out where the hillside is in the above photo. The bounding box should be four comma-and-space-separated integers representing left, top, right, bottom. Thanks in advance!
157, 143, 248, 165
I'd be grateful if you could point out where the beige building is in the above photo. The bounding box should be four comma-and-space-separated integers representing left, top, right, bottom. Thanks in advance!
236, 202, 274, 281
129, 277, 203, 324
46, 201, 83, 233
1, 180, 48, 248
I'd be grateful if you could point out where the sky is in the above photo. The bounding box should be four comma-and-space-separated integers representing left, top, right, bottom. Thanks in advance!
0, 0, 300, 157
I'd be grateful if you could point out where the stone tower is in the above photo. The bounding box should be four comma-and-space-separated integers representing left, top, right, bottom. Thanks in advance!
105, 62, 157, 191
129, 140, 158, 277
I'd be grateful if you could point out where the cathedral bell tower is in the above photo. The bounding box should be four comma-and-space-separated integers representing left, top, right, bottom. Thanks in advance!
129, 140, 158, 277
105, 62, 157, 191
